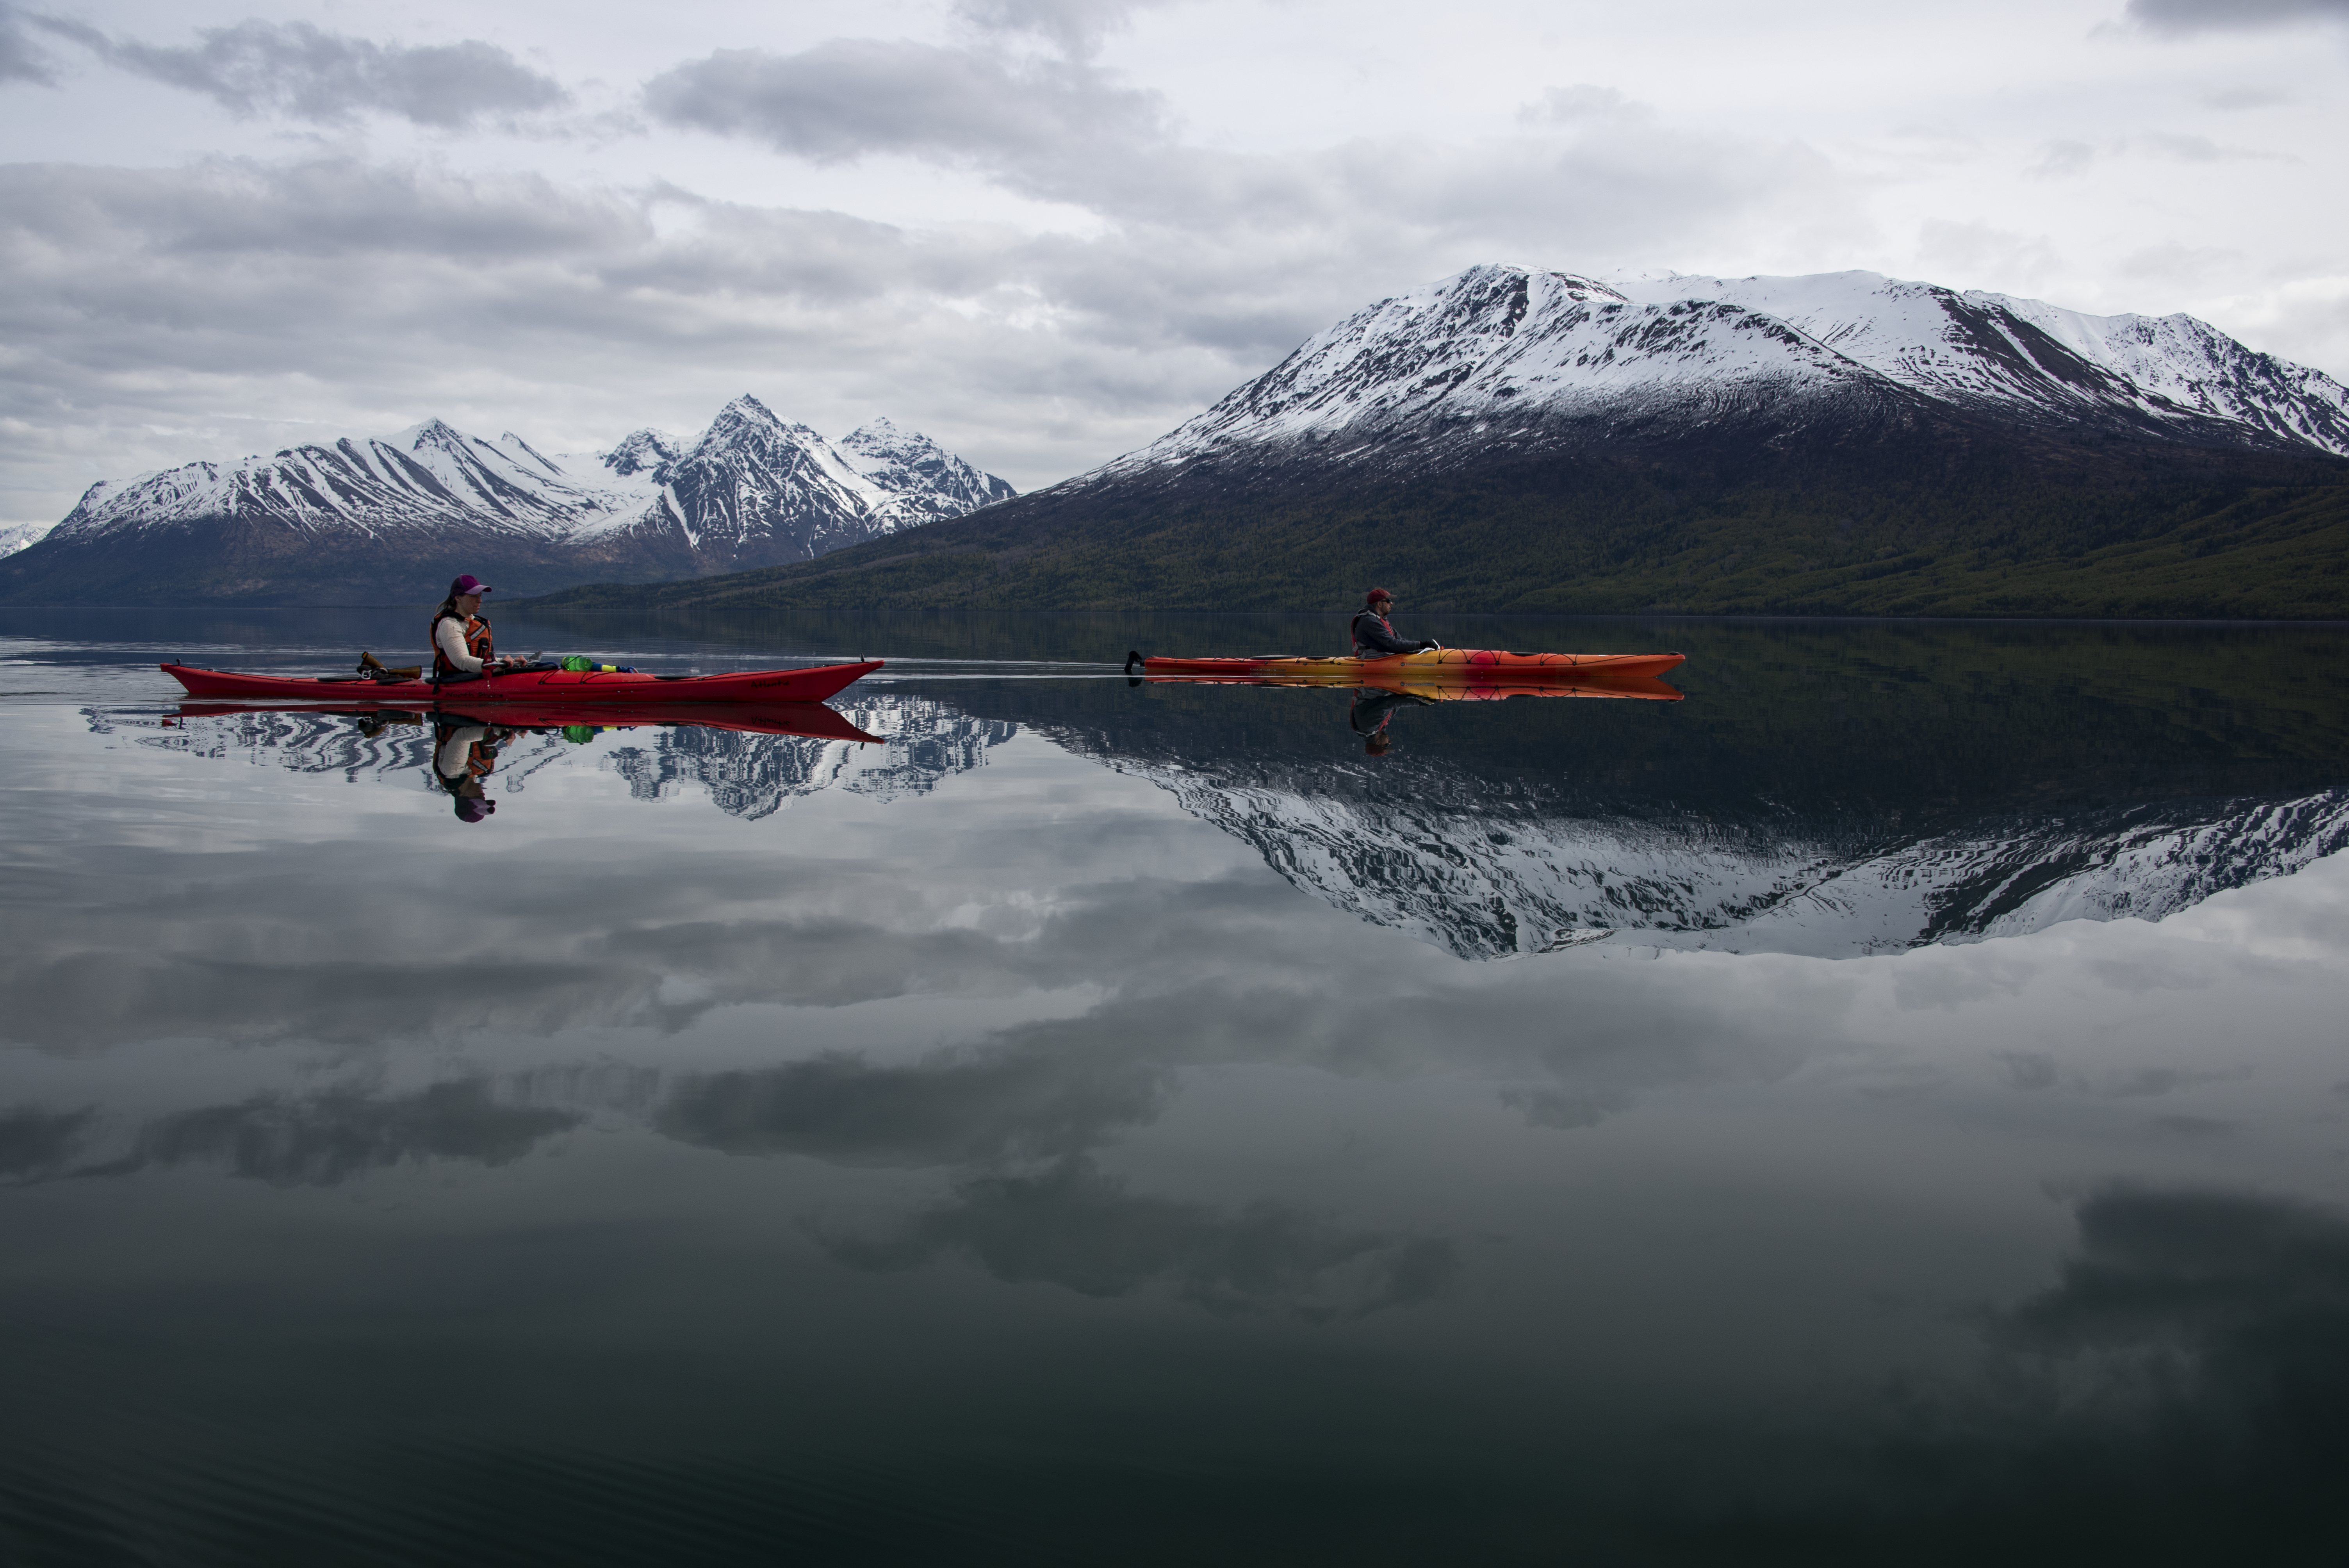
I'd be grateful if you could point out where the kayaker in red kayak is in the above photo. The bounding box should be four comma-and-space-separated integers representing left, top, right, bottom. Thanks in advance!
1350, 589, 1441, 657
431, 575, 530, 683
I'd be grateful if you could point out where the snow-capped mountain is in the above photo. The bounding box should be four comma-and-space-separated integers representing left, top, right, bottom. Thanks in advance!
839, 418, 1020, 526
1094, 265, 2349, 483
3, 397, 1015, 604
563, 399, 1018, 571
0, 523, 52, 557
48, 419, 630, 547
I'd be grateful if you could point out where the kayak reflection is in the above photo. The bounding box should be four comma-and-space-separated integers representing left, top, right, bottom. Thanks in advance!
145, 696, 1000, 823
1136, 666, 1685, 757
176, 699, 886, 823
178, 698, 885, 745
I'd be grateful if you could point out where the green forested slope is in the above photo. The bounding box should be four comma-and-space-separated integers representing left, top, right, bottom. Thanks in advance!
528, 438, 2349, 620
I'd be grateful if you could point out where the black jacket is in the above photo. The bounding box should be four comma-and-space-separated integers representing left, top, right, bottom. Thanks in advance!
1350, 610, 1434, 656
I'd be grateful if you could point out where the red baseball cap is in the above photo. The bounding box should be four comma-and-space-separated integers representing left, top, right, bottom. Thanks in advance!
1365, 587, 1392, 606
449, 574, 494, 597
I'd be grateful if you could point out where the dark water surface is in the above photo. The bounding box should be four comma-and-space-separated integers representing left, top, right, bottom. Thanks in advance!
4, 609, 2346, 1563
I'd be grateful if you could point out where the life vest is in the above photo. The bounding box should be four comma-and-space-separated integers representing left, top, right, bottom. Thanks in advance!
431, 612, 494, 677
1349, 610, 1394, 654
433, 724, 502, 789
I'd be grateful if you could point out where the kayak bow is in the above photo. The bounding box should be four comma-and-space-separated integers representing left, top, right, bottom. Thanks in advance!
162, 659, 882, 706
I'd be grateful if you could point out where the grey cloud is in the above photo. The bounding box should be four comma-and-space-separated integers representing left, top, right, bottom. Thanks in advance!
2126, 0, 2349, 33
34, 15, 567, 127
1500, 1085, 1629, 1129
1997, 1187, 2349, 1446
78, 1079, 579, 1186
1994, 1050, 2059, 1090
1518, 84, 1650, 126
0, 1103, 94, 1176
952, 0, 1182, 58
1916, 218, 2063, 287
1, 2, 54, 84
658, 1047, 1172, 1167
1667, 1185, 2349, 1544
2030, 139, 2097, 178
642, 40, 1166, 175
0, 158, 642, 266
2201, 86, 2289, 109
2094, 1065, 2250, 1098
2140, 132, 2293, 164
820, 1155, 1457, 1319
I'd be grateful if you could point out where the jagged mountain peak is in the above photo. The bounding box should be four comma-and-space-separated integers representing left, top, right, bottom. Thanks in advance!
392, 417, 471, 451
697, 392, 789, 441
497, 432, 563, 477
599, 428, 682, 478
838, 419, 1018, 520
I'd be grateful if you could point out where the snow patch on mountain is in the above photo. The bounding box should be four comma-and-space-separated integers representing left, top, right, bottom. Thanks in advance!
0, 522, 51, 557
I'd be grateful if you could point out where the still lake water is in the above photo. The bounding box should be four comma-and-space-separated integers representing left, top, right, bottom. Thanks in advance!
3, 607, 2346, 1563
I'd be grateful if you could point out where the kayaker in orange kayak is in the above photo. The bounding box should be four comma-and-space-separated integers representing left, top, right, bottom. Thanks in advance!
431, 575, 531, 683
1350, 589, 1441, 657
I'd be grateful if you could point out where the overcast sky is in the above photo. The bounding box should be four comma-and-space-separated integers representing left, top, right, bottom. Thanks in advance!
2, 0, 2345, 527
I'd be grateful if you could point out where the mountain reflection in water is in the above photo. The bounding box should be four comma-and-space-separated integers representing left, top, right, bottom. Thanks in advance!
108, 615, 2349, 960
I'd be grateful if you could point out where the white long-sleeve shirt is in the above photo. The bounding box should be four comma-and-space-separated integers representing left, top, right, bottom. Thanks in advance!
437, 725, 490, 781
435, 616, 487, 674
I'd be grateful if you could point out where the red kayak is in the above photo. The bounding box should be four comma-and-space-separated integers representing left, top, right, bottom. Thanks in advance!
163, 659, 881, 706
1136, 649, 1685, 681
177, 699, 884, 743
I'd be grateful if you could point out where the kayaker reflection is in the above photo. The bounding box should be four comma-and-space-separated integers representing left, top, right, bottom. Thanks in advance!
430, 574, 529, 682
435, 718, 513, 823
1349, 686, 1426, 756
1350, 588, 1442, 657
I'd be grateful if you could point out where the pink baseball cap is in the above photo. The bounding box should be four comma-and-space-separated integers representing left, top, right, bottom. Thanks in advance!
449, 574, 494, 597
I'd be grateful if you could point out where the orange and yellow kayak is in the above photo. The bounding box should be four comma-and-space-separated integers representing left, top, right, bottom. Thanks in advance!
1135, 649, 1686, 682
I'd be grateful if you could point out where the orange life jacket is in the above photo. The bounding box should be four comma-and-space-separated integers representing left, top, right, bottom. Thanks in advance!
433, 723, 502, 788
431, 613, 494, 677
